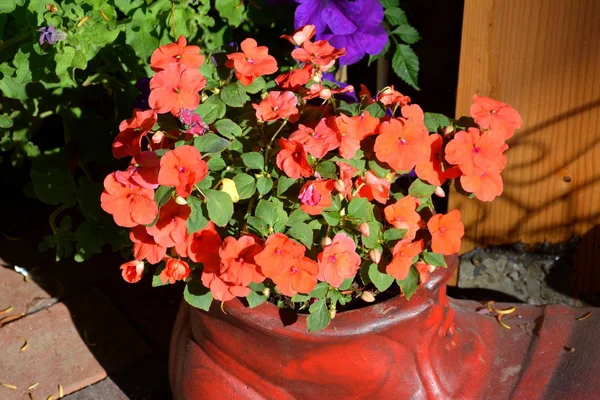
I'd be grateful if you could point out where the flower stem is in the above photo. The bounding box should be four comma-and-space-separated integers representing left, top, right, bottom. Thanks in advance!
263, 119, 288, 168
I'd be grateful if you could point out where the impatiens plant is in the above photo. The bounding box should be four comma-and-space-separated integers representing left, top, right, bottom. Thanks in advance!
103, 25, 522, 332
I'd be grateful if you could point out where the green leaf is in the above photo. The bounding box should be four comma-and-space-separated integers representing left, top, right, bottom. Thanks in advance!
154, 186, 173, 207
316, 161, 337, 179
322, 212, 340, 226
408, 178, 436, 198
214, 119, 243, 139
385, 7, 408, 25
368, 263, 394, 292
256, 176, 273, 195
309, 282, 329, 298
337, 101, 361, 117
397, 266, 420, 300
152, 264, 168, 287
307, 299, 331, 332
380, 0, 399, 8
243, 76, 266, 94
187, 196, 209, 234
287, 223, 313, 249
369, 160, 391, 178
248, 282, 265, 291
364, 102, 386, 118
30, 167, 76, 206
391, 44, 420, 90
255, 199, 277, 226
215, 0, 245, 27
232, 173, 256, 200
194, 133, 230, 154
291, 293, 311, 302
424, 112, 451, 132
207, 156, 226, 171
362, 222, 382, 249
338, 277, 354, 291
0, 0, 25, 13
0, 115, 12, 128
383, 228, 407, 242
196, 96, 226, 124
277, 177, 297, 196
184, 280, 214, 311
392, 24, 421, 45
423, 250, 447, 268
241, 152, 264, 170
220, 83, 250, 107
204, 189, 234, 226
287, 209, 310, 225
347, 197, 373, 221
247, 216, 267, 235
246, 290, 268, 308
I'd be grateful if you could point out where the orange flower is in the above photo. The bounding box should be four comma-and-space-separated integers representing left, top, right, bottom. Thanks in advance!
255, 233, 305, 276
130, 225, 167, 265
291, 40, 346, 71
150, 35, 205, 72
275, 64, 313, 91
101, 172, 158, 228
146, 199, 191, 247
415, 262, 432, 286
374, 105, 430, 171
225, 38, 278, 86
289, 117, 340, 159
149, 63, 206, 115
317, 232, 361, 287
444, 128, 506, 174
355, 170, 391, 204
175, 221, 221, 263
460, 167, 504, 202
112, 109, 158, 159
301, 83, 355, 101
201, 235, 265, 301
376, 86, 411, 107
427, 210, 464, 255
276, 138, 314, 178
120, 260, 145, 283
470, 95, 522, 140
336, 111, 379, 159
386, 240, 424, 281
281, 25, 316, 46
160, 257, 191, 284
115, 151, 160, 190
158, 145, 208, 197
336, 161, 358, 198
298, 179, 335, 215
252, 91, 299, 122
415, 134, 461, 186
358, 84, 375, 105
271, 257, 319, 297
384, 196, 421, 242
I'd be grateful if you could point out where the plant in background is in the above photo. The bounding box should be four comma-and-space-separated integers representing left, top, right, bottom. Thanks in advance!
104, 25, 522, 332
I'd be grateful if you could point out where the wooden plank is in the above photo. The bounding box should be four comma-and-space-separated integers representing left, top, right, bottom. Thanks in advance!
451, 0, 600, 290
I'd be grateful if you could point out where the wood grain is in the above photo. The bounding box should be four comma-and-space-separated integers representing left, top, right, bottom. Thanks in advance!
451, 0, 600, 291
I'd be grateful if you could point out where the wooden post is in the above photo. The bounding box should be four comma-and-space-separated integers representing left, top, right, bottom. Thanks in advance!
451, 0, 600, 291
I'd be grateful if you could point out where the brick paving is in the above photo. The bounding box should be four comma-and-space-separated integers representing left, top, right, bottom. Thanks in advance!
0, 229, 182, 400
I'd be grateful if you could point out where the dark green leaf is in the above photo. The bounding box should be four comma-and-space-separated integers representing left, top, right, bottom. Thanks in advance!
207, 156, 226, 171
204, 189, 234, 226
408, 178, 436, 197
391, 44, 420, 90
287, 222, 313, 249
184, 280, 214, 311
241, 152, 264, 170
383, 228, 407, 242
215, 0, 245, 27
154, 186, 173, 207
397, 266, 420, 300
322, 212, 340, 226
277, 177, 297, 196
368, 263, 395, 292
232, 173, 256, 200
246, 290, 268, 308
392, 24, 421, 45
362, 222, 382, 249
309, 282, 329, 298
194, 133, 230, 154
424, 112, 452, 132
385, 7, 408, 25
338, 277, 354, 291
337, 101, 361, 117
288, 209, 310, 225
347, 197, 373, 221
187, 196, 209, 234
243, 76, 266, 94
220, 83, 250, 107
152, 264, 168, 287
0, 115, 12, 128
423, 250, 447, 267
364, 102, 386, 118
196, 96, 226, 124
316, 161, 337, 179
214, 119, 242, 138
256, 176, 273, 195
255, 199, 277, 226
307, 299, 331, 332
369, 160, 391, 178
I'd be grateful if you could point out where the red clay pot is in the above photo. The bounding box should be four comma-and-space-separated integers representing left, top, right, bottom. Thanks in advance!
169, 256, 600, 399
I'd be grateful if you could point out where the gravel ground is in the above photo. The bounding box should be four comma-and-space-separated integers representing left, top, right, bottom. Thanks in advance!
454, 239, 598, 307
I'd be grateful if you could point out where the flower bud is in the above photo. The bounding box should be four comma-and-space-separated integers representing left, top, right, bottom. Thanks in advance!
151, 131, 165, 144
443, 125, 455, 135
329, 308, 337, 320
262, 287, 271, 298
334, 179, 346, 193
321, 237, 333, 247
220, 178, 240, 203
340, 208, 346, 216
175, 196, 187, 205
434, 186, 446, 198
359, 222, 370, 237
361, 291, 376, 303
428, 264, 436, 273
369, 249, 382, 264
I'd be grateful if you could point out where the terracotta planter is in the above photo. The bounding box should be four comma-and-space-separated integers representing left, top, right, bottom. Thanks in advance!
169, 256, 600, 399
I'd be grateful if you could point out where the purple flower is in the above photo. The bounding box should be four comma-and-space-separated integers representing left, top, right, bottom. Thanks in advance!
294, 0, 388, 65
179, 109, 209, 136
38, 25, 67, 46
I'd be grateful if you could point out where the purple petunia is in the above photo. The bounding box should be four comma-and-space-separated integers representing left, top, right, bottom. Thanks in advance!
294, 0, 389, 65
38, 25, 67, 46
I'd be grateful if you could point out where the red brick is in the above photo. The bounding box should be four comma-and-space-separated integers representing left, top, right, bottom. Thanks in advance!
0, 289, 150, 399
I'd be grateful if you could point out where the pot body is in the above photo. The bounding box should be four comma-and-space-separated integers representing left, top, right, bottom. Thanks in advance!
169, 256, 600, 400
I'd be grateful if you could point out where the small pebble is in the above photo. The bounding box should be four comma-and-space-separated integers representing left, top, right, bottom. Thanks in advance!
508, 270, 520, 280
